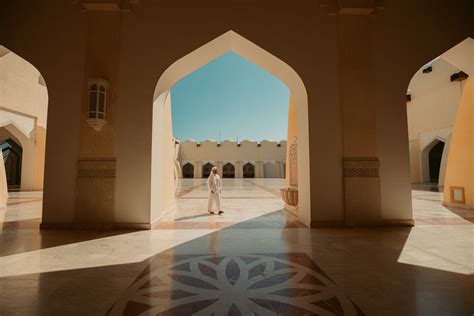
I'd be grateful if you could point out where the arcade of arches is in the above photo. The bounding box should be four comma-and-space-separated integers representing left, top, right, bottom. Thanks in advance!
0, 1, 472, 315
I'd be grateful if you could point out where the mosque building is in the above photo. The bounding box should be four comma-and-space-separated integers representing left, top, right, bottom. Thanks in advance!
0, 1, 472, 315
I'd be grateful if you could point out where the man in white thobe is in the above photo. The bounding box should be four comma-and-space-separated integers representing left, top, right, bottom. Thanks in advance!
207, 167, 223, 215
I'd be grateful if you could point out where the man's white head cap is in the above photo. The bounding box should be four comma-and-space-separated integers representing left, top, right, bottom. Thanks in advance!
211, 167, 218, 172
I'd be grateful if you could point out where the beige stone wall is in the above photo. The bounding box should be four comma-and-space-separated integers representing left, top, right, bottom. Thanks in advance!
177, 139, 286, 178
0, 49, 48, 128
443, 78, 474, 208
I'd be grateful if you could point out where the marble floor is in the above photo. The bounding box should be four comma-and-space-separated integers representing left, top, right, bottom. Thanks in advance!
0, 179, 473, 315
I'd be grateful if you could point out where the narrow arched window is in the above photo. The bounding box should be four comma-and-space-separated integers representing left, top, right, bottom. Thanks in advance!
89, 84, 98, 117
87, 78, 109, 131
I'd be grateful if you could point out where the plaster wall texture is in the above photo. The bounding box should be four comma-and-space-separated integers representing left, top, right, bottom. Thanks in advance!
441, 38, 473, 76
0, 51, 48, 128
151, 92, 177, 223
443, 78, 474, 207
217, 140, 239, 162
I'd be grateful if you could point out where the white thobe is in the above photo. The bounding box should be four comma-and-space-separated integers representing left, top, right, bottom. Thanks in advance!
207, 173, 221, 212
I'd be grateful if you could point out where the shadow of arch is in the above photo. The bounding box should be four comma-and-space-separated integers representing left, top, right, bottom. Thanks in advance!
152, 30, 311, 225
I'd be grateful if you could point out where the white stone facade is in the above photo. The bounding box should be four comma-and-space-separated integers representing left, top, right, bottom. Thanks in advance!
177, 139, 286, 178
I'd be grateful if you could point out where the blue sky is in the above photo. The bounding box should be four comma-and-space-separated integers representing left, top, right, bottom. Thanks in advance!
171, 51, 289, 142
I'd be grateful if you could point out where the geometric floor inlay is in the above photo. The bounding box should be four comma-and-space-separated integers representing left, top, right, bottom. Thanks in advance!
108, 253, 364, 315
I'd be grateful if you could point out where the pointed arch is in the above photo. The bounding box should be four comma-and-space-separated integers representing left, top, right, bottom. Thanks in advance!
152, 30, 311, 225
182, 163, 194, 178
223, 163, 235, 178
202, 163, 214, 178
243, 162, 255, 178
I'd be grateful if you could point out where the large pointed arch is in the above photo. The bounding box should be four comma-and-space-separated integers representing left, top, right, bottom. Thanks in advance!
152, 30, 311, 225
0, 45, 49, 193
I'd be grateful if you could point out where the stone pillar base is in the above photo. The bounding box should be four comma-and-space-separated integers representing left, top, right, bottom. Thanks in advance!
75, 158, 116, 223
283, 204, 298, 216
343, 157, 382, 225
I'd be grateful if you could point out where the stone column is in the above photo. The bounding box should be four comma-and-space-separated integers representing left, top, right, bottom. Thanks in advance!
216, 161, 223, 173
75, 7, 122, 225
338, 7, 382, 225
255, 161, 264, 178
194, 161, 202, 178
275, 161, 284, 178
235, 161, 243, 178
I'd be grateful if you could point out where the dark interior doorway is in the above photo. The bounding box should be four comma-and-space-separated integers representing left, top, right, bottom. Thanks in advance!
243, 163, 255, 178
182, 163, 194, 178
429, 141, 445, 182
202, 163, 214, 178
1, 138, 22, 191
223, 163, 235, 178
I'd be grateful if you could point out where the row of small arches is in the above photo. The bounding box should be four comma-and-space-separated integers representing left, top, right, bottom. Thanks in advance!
183, 162, 256, 178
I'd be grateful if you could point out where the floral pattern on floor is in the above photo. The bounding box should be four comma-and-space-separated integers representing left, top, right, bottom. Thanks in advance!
108, 253, 364, 315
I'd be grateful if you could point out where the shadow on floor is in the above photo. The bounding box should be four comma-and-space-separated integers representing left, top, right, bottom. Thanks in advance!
173, 213, 212, 221
0, 220, 137, 257
0, 209, 473, 315
445, 206, 474, 223
411, 182, 442, 192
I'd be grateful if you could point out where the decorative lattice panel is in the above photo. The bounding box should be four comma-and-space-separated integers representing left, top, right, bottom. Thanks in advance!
77, 168, 116, 179
343, 167, 379, 178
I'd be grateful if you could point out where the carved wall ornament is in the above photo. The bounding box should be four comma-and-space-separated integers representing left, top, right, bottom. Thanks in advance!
289, 137, 298, 187
343, 157, 380, 178
77, 158, 116, 179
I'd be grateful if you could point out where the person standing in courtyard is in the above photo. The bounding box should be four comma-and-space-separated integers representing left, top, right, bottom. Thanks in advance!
207, 167, 223, 215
